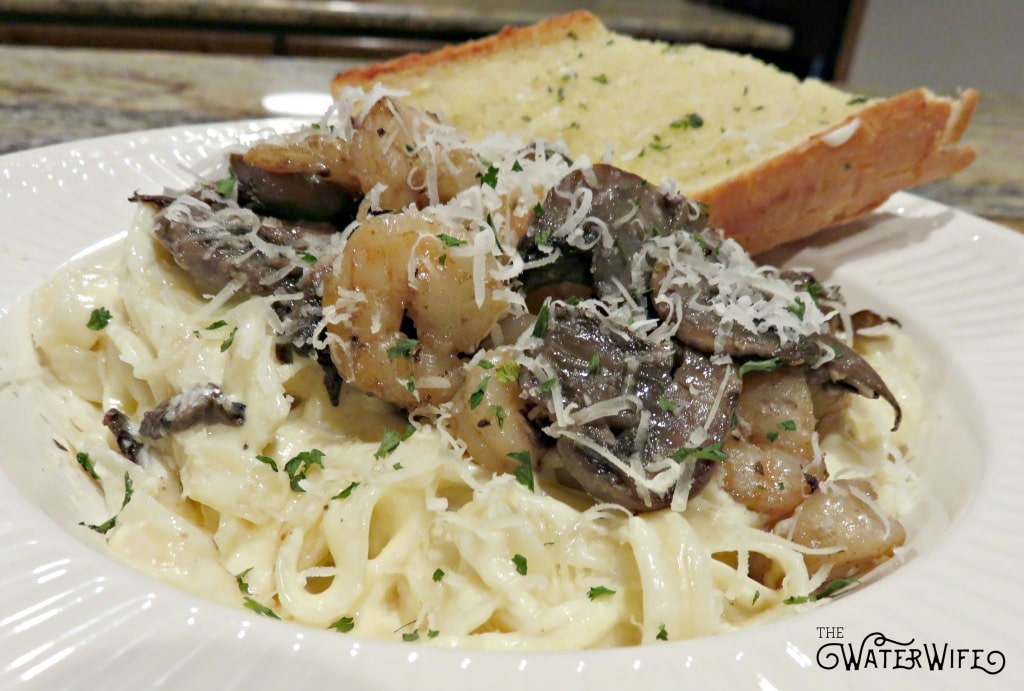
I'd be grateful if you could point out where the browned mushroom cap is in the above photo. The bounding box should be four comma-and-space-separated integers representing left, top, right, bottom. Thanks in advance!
519, 164, 708, 302
522, 302, 740, 512
809, 335, 902, 431
230, 151, 361, 223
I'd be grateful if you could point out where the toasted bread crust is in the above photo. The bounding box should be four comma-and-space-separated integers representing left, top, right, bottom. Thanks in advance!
698, 88, 978, 254
331, 12, 976, 254
332, 11, 603, 89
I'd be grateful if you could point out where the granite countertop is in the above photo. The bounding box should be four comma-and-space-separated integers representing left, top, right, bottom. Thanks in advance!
0, 0, 793, 49
0, 44, 1021, 231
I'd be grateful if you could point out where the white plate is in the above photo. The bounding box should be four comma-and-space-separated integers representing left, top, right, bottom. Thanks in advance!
1, 122, 1021, 690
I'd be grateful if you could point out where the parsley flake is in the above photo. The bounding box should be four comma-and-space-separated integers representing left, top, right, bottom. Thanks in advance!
80, 470, 133, 534
468, 376, 490, 410
76, 451, 100, 481
495, 361, 520, 384
214, 170, 237, 197
332, 481, 360, 500
507, 451, 534, 492
243, 597, 279, 619
374, 425, 415, 459
489, 404, 507, 429
591, 73, 609, 84
738, 357, 782, 377
587, 353, 601, 374
432, 568, 445, 582
220, 326, 238, 352
788, 297, 807, 319
86, 307, 112, 331
478, 164, 499, 188
283, 448, 325, 492
670, 112, 704, 130
402, 630, 420, 642
436, 233, 467, 248
656, 624, 669, 641
255, 454, 278, 472
328, 616, 355, 632
532, 304, 551, 337
386, 338, 419, 360
657, 396, 677, 412
587, 586, 616, 600
205, 319, 227, 330
234, 567, 253, 594
512, 553, 528, 575
671, 443, 728, 463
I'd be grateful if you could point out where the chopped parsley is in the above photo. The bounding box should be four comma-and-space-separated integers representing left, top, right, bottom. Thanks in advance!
255, 454, 278, 472
428, 629, 440, 638
219, 326, 238, 352
778, 419, 797, 431
671, 443, 728, 463
656, 624, 669, 641
495, 360, 520, 384
436, 233, 467, 248
657, 396, 677, 412
587, 586, 616, 600
752, 590, 761, 605
299, 252, 318, 264
205, 319, 228, 330
468, 376, 490, 409
738, 357, 782, 377
80, 470, 133, 534
489, 404, 507, 429
507, 451, 534, 492
512, 553, 528, 575
328, 616, 355, 633
591, 73, 609, 85
386, 338, 419, 360
785, 577, 860, 604
478, 359, 495, 370
532, 304, 551, 337
432, 568, 445, 582
539, 378, 557, 394
332, 481, 360, 500
86, 307, 112, 331
406, 375, 416, 393
478, 164, 499, 188
670, 112, 704, 130
284, 449, 326, 492
243, 597, 279, 619
788, 297, 807, 319
766, 431, 779, 443
402, 630, 420, 642
587, 353, 602, 374
214, 169, 236, 197
234, 567, 253, 594
75, 451, 100, 481
374, 424, 415, 459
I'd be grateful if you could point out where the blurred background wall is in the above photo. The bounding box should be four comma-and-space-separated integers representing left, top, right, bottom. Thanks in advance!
849, 0, 1023, 93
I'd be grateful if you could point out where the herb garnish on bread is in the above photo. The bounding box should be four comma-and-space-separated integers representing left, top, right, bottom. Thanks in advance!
331, 10, 976, 254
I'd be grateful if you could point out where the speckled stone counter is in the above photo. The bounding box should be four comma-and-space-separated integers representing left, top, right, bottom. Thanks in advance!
0, 0, 793, 49
1, 45, 1021, 231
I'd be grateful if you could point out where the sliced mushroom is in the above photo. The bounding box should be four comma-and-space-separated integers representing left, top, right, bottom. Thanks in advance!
522, 302, 739, 512
230, 151, 362, 223
520, 164, 708, 303
139, 383, 246, 439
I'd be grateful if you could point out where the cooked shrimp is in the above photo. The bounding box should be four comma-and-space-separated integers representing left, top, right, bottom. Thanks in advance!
722, 438, 807, 520
788, 479, 906, 581
447, 349, 548, 475
322, 210, 509, 408
723, 368, 818, 519
348, 97, 483, 210
240, 97, 482, 214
